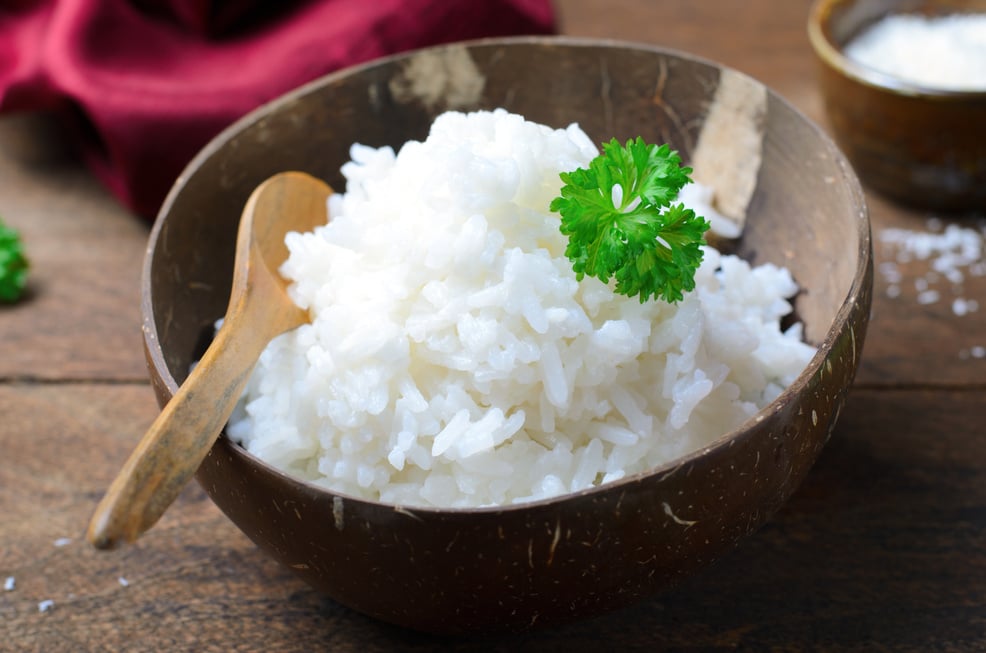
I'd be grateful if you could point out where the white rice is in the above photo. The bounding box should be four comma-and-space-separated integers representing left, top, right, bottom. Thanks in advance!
227, 109, 816, 508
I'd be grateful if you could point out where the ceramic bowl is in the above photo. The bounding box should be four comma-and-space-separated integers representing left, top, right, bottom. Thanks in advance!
808, 0, 986, 211
142, 37, 872, 634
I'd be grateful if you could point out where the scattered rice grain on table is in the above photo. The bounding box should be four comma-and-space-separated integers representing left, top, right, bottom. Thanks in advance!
878, 217, 986, 315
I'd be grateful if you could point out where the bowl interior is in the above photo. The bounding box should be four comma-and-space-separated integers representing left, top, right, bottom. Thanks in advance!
142, 38, 871, 633
147, 38, 864, 388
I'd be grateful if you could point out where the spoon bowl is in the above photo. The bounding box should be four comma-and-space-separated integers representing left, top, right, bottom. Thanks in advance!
87, 171, 331, 549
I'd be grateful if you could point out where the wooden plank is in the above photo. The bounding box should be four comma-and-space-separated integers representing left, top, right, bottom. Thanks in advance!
0, 383, 332, 651
855, 193, 986, 387
0, 113, 150, 382
1, 385, 982, 651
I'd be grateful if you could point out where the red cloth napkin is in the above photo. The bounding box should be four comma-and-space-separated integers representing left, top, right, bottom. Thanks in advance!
0, 0, 554, 218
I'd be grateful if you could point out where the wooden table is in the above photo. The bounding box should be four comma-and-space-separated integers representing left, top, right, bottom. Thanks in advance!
2, 1, 984, 650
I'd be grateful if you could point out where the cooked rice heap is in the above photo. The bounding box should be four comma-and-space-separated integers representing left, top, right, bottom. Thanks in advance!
227, 109, 815, 508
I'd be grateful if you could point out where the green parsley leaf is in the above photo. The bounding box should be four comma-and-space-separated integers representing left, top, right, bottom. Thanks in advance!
0, 218, 29, 303
550, 137, 710, 303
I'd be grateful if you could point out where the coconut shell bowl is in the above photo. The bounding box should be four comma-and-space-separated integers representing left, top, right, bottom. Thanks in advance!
141, 38, 872, 634
808, 0, 986, 212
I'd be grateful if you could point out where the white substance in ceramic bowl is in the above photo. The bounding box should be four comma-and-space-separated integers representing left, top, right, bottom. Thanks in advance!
844, 13, 986, 90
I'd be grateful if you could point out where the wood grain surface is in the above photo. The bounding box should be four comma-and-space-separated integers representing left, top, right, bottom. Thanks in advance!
2, 1, 984, 651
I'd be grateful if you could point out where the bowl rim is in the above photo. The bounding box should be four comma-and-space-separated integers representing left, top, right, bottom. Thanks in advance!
142, 34, 873, 516
807, 0, 986, 99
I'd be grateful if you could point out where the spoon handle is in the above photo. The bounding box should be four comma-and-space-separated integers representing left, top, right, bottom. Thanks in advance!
86, 283, 303, 549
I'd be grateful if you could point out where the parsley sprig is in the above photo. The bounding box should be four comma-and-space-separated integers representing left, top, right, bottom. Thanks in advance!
550, 137, 710, 304
0, 218, 28, 303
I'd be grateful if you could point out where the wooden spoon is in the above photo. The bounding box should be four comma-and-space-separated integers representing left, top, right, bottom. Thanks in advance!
87, 171, 332, 550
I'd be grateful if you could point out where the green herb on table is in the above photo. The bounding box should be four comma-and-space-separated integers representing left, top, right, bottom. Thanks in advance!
550, 137, 710, 304
0, 218, 29, 303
